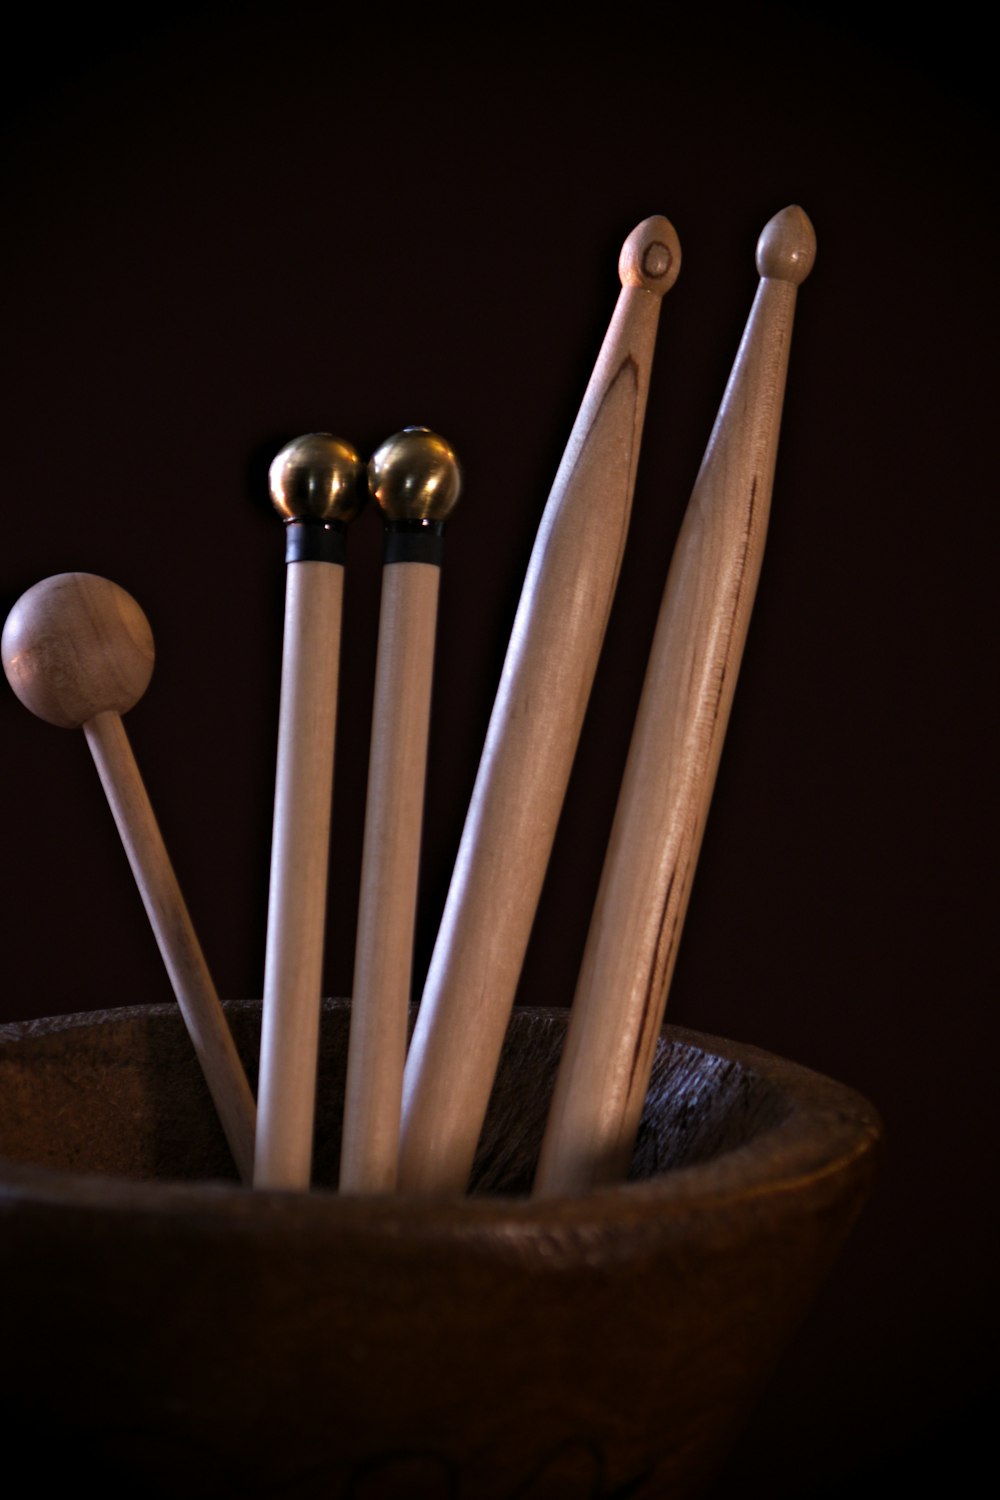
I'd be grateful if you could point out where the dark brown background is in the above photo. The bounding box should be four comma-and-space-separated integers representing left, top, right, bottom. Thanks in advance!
1, 4, 995, 1494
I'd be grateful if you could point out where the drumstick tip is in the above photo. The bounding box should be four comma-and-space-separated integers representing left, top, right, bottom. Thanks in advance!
269, 433, 367, 523
369, 427, 462, 523
618, 215, 681, 296
755, 205, 817, 285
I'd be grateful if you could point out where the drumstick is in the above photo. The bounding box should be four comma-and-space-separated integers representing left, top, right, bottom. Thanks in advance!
398, 215, 681, 1194
254, 433, 366, 1190
535, 205, 817, 1196
340, 428, 461, 1194
1, 572, 257, 1182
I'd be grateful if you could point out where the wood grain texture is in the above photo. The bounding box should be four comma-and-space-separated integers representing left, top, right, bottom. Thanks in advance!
340, 562, 441, 1193
84, 711, 257, 1182
535, 206, 817, 1196
398, 216, 681, 1194
255, 561, 344, 1189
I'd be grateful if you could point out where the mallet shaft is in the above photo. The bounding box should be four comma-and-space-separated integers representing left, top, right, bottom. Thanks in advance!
255, 562, 344, 1188
85, 709, 257, 1182
341, 563, 440, 1192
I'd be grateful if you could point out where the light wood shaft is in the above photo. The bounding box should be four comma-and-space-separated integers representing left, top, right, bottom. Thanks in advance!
536, 242, 810, 1196
84, 710, 257, 1182
399, 247, 674, 1194
341, 562, 441, 1193
255, 562, 343, 1189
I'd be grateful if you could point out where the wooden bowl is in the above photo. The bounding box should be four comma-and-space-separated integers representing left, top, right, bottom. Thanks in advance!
0, 1000, 879, 1498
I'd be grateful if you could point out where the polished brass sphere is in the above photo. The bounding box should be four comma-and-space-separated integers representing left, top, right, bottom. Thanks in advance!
269, 434, 367, 523
368, 428, 462, 523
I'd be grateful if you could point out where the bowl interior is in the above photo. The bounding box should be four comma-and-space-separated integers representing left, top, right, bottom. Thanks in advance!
0, 999, 854, 1200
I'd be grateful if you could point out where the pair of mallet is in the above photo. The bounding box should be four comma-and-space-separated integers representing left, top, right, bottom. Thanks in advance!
2, 204, 815, 1199
258, 426, 461, 1192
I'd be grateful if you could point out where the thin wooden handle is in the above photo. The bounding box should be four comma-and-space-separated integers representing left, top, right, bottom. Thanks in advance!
84, 709, 257, 1182
398, 216, 681, 1194
255, 561, 344, 1189
535, 206, 816, 1196
340, 562, 441, 1193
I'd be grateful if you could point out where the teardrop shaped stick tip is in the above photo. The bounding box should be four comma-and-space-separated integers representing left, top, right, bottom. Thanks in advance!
755, 205, 817, 285
618, 215, 682, 296
269, 433, 367, 524
368, 427, 463, 523
2, 572, 154, 728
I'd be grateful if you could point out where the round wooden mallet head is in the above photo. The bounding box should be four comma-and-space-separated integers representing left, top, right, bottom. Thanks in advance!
2, 573, 154, 728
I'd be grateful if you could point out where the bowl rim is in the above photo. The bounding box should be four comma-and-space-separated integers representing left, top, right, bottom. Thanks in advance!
0, 1000, 881, 1248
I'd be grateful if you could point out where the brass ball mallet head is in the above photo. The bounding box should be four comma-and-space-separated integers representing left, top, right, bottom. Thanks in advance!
368, 427, 463, 524
2, 572, 154, 729
268, 433, 368, 524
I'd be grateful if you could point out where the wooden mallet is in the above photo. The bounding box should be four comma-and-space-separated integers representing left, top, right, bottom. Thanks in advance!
535, 205, 817, 1195
398, 215, 681, 1194
1, 571, 257, 1182
340, 427, 462, 1194
254, 433, 366, 1191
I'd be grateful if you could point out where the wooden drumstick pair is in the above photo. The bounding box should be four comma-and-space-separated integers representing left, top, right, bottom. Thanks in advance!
536, 205, 816, 1193
401, 206, 815, 1197
255, 427, 460, 1192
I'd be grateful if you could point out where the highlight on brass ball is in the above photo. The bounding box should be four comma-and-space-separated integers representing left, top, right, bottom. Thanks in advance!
269, 433, 367, 523
368, 427, 462, 523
